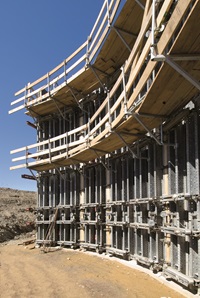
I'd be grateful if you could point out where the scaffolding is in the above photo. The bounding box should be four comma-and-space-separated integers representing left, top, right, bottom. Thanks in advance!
10, 0, 200, 294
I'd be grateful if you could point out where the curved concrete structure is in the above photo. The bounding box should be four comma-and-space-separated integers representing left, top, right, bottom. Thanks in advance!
10, 0, 200, 294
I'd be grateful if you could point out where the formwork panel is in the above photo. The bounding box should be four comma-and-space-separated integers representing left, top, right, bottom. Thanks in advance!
168, 130, 176, 195
129, 227, 135, 256
155, 144, 162, 198
57, 223, 79, 245
189, 237, 199, 278
140, 149, 148, 199
134, 158, 140, 199
186, 113, 200, 195
128, 157, 134, 200
171, 234, 178, 270
176, 124, 187, 194
148, 143, 155, 198
179, 236, 187, 275
35, 106, 200, 293
142, 229, 149, 258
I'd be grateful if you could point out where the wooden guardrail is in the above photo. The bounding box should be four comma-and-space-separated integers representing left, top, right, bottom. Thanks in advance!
10, 0, 198, 170
9, 0, 121, 115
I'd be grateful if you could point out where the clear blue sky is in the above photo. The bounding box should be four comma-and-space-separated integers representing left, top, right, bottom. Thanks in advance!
0, 1, 103, 191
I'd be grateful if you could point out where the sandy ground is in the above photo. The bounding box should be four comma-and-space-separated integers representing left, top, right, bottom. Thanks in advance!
0, 239, 193, 298
0, 188, 196, 298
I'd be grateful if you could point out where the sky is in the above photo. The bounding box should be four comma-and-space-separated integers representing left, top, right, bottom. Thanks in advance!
0, 0, 103, 191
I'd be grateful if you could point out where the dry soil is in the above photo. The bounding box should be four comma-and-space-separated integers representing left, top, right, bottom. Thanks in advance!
0, 188, 194, 298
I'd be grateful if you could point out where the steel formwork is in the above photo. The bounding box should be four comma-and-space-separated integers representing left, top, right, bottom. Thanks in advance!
10, 0, 200, 294
34, 106, 200, 292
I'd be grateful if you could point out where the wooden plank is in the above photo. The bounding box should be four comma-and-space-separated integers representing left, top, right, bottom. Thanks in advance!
11, 0, 199, 172
14, 41, 87, 97
89, 0, 121, 60
11, 122, 87, 156
14, 1, 119, 98
88, 0, 107, 38
170, 0, 200, 54
89, 0, 163, 133
22, 0, 144, 117
16, 53, 87, 110
8, 0, 160, 165
138, 0, 200, 115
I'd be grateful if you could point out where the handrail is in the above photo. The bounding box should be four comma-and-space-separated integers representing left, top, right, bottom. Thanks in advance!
11, 123, 87, 155
10, 0, 121, 114
10, 0, 164, 164
10, 0, 196, 170
88, 0, 120, 62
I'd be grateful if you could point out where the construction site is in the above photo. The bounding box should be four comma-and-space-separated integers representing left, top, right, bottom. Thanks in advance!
9, 0, 200, 294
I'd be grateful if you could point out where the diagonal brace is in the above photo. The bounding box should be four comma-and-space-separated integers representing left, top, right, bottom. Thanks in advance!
165, 56, 200, 91
113, 130, 139, 158
112, 26, 132, 52
132, 113, 163, 145
150, 54, 200, 91
135, 0, 145, 10
88, 64, 105, 90
28, 168, 39, 182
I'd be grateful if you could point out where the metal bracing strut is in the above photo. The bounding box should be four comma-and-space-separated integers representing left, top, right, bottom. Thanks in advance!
50, 97, 69, 121
151, 54, 200, 91
28, 168, 39, 183
90, 65, 108, 78
165, 56, 200, 91
150, 0, 200, 91
125, 107, 164, 145
113, 130, 139, 158
135, 0, 145, 10
132, 113, 163, 146
90, 148, 111, 172
169, 54, 200, 61
88, 64, 105, 90
90, 147, 111, 155
66, 87, 88, 114
55, 168, 66, 181
112, 27, 132, 52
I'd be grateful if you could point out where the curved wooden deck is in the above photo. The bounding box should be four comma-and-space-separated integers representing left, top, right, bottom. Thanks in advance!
10, 0, 200, 171
10, 0, 144, 117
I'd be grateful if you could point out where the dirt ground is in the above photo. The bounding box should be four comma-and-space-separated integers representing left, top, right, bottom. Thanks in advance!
0, 188, 195, 298
0, 188, 37, 242
1, 240, 190, 298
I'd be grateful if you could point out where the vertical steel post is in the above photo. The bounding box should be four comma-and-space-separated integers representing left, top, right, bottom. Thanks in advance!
64, 60, 67, 82
163, 140, 170, 264
121, 65, 128, 117
106, 0, 110, 27
107, 90, 112, 131
106, 163, 111, 248
150, 0, 156, 58
47, 72, 50, 94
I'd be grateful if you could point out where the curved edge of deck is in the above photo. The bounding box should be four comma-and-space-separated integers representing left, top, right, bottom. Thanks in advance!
10, 0, 200, 172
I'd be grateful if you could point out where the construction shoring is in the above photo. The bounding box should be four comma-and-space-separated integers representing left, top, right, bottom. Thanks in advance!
10, 0, 200, 294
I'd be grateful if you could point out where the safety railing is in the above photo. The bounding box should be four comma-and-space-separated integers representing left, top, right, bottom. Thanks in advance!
10, 0, 196, 170
9, 0, 121, 114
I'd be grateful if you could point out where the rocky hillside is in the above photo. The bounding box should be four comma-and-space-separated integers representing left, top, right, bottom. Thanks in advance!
0, 188, 37, 243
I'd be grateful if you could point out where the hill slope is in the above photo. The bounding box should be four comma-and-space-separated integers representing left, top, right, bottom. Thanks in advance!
0, 187, 37, 242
